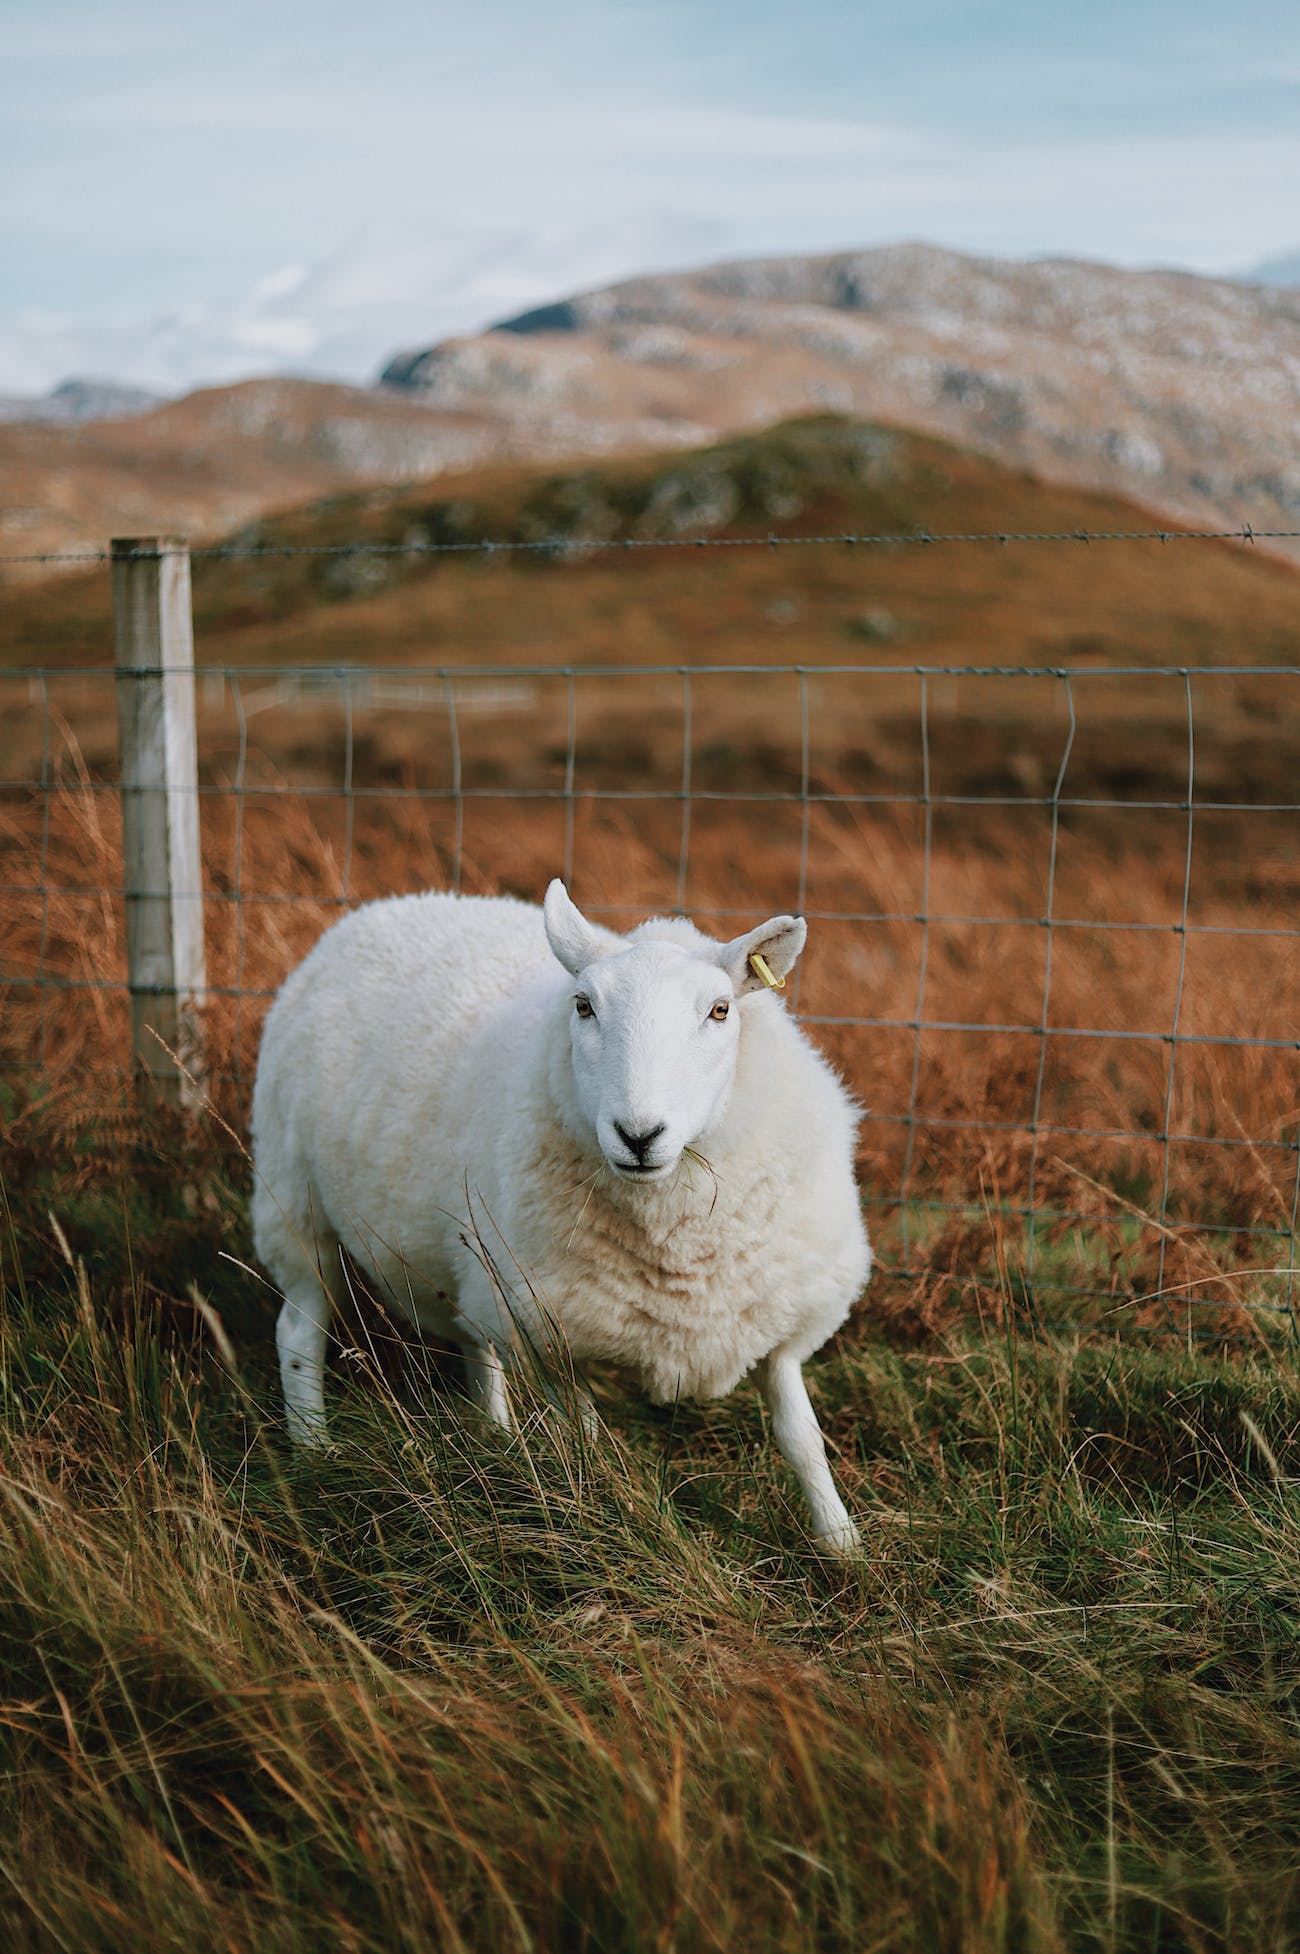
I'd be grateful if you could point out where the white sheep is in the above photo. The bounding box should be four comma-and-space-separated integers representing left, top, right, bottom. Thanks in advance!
251, 881, 871, 1554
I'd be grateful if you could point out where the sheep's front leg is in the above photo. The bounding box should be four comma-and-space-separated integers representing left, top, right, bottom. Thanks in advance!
277, 1286, 333, 1447
757, 1348, 861, 1558
464, 1341, 513, 1430
466, 1343, 599, 1443
541, 1372, 599, 1444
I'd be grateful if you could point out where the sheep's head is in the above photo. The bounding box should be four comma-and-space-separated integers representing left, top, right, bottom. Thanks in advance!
543, 879, 806, 1183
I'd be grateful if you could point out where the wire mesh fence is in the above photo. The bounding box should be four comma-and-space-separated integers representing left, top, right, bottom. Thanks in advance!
3, 617, 1296, 1346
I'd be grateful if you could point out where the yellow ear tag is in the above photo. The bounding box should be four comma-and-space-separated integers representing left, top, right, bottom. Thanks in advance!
748, 951, 785, 991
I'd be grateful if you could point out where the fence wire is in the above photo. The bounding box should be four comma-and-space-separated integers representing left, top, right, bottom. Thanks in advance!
5, 523, 1300, 569
1, 650, 1297, 1346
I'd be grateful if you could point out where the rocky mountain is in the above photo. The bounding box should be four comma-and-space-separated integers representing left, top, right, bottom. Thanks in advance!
6, 242, 1299, 576
0, 378, 167, 425
382, 242, 1300, 558
1245, 247, 1300, 288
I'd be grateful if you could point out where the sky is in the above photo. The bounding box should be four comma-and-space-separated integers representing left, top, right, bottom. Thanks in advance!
3, 0, 1299, 395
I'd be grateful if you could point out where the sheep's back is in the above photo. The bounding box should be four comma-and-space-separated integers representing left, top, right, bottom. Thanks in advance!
252, 891, 558, 1283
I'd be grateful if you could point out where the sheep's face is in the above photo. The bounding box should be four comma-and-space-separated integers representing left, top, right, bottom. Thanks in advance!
566, 942, 739, 1179
543, 881, 806, 1184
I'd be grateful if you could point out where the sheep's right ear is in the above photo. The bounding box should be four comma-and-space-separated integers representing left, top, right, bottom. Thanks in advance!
543, 880, 614, 976
717, 913, 807, 995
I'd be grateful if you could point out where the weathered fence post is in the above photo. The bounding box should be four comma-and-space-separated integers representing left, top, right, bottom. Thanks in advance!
112, 537, 207, 1108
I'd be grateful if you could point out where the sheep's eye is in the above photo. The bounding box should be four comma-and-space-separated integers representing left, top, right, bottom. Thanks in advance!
574, 994, 595, 1020
708, 999, 731, 1023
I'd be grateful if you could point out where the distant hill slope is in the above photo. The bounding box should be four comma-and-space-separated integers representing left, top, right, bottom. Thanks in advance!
0, 377, 595, 576
0, 374, 695, 578
1244, 247, 1300, 288
6, 413, 1296, 693
6, 243, 1298, 579
0, 359, 731, 574
4, 416, 1298, 879
383, 241, 1300, 560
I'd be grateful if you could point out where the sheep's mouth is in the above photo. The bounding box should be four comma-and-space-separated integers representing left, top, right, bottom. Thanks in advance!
609, 1157, 674, 1181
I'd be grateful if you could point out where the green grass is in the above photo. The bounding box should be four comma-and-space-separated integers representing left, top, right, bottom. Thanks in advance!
3, 1121, 1300, 1952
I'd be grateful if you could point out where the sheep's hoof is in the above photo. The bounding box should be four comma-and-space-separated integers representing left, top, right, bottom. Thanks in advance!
813, 1521, 864, 1561
576, 1403, 600, 1446
285, 1415, 331, 1450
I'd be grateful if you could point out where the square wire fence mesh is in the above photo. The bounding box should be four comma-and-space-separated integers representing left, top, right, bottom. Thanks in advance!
1, 654, 1297, 1343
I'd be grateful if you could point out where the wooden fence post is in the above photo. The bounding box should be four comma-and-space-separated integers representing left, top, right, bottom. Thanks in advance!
112, 537, 207, 1108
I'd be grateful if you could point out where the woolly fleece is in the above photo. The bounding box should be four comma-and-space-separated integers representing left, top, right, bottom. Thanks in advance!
251, 890, 871, 1406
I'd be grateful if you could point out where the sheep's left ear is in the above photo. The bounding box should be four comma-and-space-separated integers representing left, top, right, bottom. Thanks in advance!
717, 914, 807, 996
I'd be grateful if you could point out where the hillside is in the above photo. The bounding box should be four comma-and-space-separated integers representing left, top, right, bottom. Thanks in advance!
0, 377, 166, 425
5, 243, 1299, 581
0, 367, 723, 574
384, 241, 1300, 560
0, 375, 692, 578
0, 378, 543, 575
5, 415, 1298, 826
9, 411, 1300, 666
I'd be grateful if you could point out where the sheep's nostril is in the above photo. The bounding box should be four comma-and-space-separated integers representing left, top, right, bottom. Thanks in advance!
614, 1121, 667, 1163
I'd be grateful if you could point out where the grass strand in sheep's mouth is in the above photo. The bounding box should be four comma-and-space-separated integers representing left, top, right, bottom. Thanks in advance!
680, 1145, 721, 1214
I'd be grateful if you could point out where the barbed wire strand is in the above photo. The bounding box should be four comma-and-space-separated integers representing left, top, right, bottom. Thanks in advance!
6, 660, 1299, 681
4, 521, 1300, 569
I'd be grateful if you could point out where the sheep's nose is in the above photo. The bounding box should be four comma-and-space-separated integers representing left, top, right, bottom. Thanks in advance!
614, 1121, 667, 1164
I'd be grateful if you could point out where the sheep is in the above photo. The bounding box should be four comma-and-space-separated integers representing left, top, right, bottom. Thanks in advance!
250, 880, 872, 1555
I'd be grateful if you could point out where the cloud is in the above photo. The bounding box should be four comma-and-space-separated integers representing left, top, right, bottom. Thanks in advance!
3, 0, 1298, 389
0, 211, 739, 395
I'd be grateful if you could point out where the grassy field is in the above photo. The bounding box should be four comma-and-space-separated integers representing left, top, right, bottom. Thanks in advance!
3, 1117, 1300, 1952
5, 731, 1295, 1339
2, 416, 1299, 1948
3, 767, 1298, 1951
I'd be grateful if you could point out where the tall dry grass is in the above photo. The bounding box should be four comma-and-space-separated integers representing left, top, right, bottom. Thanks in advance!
2, 708, 1294, 1342
2, 714, 1300, 1952
4, 1185, 1300, 1950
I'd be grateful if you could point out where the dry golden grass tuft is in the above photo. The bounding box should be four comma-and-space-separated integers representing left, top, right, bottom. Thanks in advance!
2, 701, 1295, 1347
4, 1167, 1300, 1952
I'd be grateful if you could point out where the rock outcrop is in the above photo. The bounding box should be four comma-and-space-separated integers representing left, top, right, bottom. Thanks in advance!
383, 242, 1300, 556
